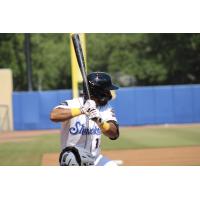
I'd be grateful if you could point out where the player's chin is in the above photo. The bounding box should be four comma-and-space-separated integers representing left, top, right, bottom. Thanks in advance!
92, 94, 111, 106
96, 98, 109, 106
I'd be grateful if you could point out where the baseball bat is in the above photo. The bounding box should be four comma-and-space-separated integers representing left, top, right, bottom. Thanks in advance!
71, 33, 91, 99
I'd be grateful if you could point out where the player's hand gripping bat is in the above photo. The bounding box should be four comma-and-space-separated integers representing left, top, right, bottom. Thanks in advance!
71, 33, 91, 100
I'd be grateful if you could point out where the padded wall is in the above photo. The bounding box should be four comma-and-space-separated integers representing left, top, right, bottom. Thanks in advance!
13, 85, 200, 130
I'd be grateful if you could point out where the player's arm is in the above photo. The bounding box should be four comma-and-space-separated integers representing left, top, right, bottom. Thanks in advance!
89, 108, 119, 140
50, 107, 81, 122
50, 99, 96, 122
95, 119, 119, 140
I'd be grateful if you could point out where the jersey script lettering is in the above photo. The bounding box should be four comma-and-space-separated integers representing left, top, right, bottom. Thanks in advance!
69, 121, 101, 135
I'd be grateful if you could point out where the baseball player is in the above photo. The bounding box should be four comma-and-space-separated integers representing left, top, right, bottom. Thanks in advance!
50, 72, 119, 166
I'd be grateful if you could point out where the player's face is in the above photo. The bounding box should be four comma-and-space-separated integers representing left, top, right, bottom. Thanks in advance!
91, 97, 102, 106
91, 90, 112, 106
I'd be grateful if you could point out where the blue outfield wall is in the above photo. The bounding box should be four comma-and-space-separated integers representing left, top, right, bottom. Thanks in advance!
13, 90, 72, 130
13, 85, 200, 130
110, 84, 200, 126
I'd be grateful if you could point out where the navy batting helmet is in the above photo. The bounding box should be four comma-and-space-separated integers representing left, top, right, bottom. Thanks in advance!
84, 72, 118, 106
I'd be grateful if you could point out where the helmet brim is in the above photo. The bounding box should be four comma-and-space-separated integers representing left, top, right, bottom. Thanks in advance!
108, 84, 119, 90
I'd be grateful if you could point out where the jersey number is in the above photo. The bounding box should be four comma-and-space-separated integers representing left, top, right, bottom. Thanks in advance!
95, 138, 99, 149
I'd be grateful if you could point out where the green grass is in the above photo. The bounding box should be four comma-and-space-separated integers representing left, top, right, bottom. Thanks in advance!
101, 125, 200, 150
0, 125, 200, 165
0, 134, 59, 166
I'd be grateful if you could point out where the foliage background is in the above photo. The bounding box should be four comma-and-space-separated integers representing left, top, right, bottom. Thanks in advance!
0, 33, 200, 91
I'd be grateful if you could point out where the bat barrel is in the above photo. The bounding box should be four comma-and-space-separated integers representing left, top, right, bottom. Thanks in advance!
72, 34, 91, 99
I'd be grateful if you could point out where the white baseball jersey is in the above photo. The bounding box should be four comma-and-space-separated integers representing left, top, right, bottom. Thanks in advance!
55, 97, 118, 158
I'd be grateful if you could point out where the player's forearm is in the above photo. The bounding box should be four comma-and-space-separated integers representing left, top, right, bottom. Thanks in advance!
102, 122, 119, 139
96, 121, 119, 140
50, 108, 81, 122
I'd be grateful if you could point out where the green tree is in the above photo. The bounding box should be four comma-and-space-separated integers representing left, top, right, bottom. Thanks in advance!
0, 34, 26, 90
31, 34, 71, 90
1, 33, 200, 91
87, 33, 168, 86
0, 33, 71, 91
140, 33, 200, 84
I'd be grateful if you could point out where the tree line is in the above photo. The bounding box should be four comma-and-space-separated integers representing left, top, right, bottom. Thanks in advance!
0, 33, 200, 91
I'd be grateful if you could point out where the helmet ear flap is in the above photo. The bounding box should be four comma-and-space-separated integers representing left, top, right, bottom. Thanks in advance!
108, 91, 112, 100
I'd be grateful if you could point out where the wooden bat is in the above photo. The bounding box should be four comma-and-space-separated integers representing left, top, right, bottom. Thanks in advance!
71, 33, 91, 99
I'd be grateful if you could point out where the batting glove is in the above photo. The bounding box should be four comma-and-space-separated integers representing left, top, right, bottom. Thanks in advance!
88, 108, 102, 123
81, 100, 96, 115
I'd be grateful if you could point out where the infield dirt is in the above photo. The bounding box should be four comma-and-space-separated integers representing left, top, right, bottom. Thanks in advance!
42, 146, 200, 166
1, 128, 200, 166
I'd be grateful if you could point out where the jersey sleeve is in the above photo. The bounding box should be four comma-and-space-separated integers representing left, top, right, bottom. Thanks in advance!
54, 100, 71, 109
54, 98, 83, 109
100, 106, 118, 123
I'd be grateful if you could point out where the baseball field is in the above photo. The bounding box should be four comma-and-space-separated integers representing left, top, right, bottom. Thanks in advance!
0, 124, 200, 166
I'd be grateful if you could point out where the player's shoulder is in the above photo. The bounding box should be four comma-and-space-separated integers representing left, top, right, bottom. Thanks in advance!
99, 103, 117, 121
56, 97, 83, 108
64, 97, 83, 107
99, 102, 114, 112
